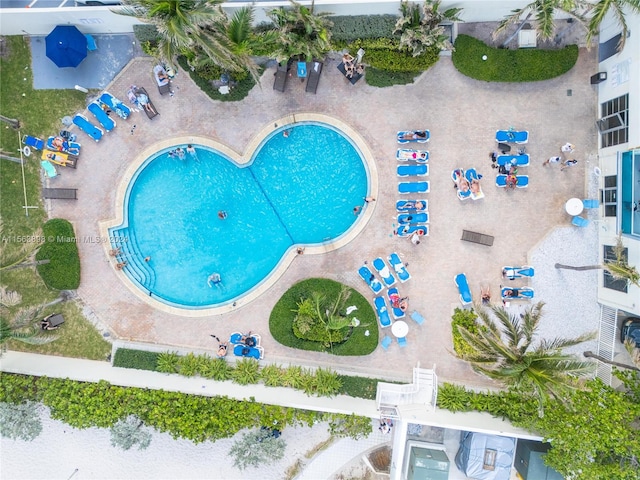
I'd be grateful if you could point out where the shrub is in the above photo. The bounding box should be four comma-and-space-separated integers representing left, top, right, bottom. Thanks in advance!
231, 358, 261, 385
330, 15, 399, 42
0, 400, 42, 441
113, 348, 159, 371
35, 219, 80, 290
110, 415, 152, 451
326, 413, 372, 440
270, 278, 378, 356
176, 56, 258, 102
133, 24, 160, 45
365, 67, 421, 87
177, 352, 203, 377
260, 364, 286, 387
200, 357, 233, 381
313, 368, 342, 397
337, 375, 379, 399
229, 429, 286, 470
450, 307, 479, 357
348, 38, 440, 72
156, 351, 180, 373
452, 34, 578, 82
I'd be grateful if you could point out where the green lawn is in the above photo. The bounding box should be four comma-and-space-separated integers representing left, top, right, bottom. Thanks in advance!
1, 36, 110, 361
269, 278, 379, 356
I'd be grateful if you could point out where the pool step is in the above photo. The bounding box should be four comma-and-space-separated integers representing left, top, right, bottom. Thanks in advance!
109, 227, 156, 291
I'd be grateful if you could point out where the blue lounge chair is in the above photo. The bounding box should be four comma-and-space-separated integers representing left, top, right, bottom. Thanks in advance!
46, 136, 81, 156
396, 149, 429, 162
397, 164, 429, 177
582, 199, 600, 209
399, 182, 429, 194
572, 216, 589, 227
358, 265, 383, 293
495, 129, 529, 144
88, 101, 116, 132
388, 253, 410, 283
497, 154, 530, 167
373, 257, 396, 287
297, 61, 307, 79
229, 332, 260, 346
496, 175, 529, 188
380, 335, 393, 350
41, 160, 58, 178
455, 273, 472, 306
397, 224, 428, 237
397, 212, 429, 225
501, 286, 534, 300
464, 168, 482, 182
387, 287, 406, 319
502, 266, 534, 280
73, 114, 103, 142
85, 34, 97, 51
410, 311, 425, 325
397, 336, 407, 348
99, 92, 131, 119
396, 200, 428, 212
22, 135, 44, 151
397, 130, 429, 143
233, 344, 263, 359
374, 296, 392, 328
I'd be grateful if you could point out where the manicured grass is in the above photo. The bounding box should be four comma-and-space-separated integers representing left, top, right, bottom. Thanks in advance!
269, 278, 379, 356
113, 348, 159, 371
35, 219, 81, 290
452, 34, 579, 82
365, 67, 421, 87
1, 36, 109, 361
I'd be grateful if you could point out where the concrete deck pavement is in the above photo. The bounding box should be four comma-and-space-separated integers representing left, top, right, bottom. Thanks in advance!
44, 46, 598, 388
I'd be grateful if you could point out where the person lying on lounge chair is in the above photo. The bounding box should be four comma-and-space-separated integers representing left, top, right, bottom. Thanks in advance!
404, 200, 426, 210
402, 131, 428, 140
481, 286, 491, 304
506, 174, 518, 189
470, 180, 481, 195
503, 288, 520, 297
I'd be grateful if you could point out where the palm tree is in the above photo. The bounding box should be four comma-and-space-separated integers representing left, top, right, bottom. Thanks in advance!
555, 234, 639, 288
394, 0, 463, 56
0, 306, 58, 356
267, 0, 333, 64
456, 301, 596, 414
586, 0, 640, 51
115, 0, 240, 73
493, 0, 589, 48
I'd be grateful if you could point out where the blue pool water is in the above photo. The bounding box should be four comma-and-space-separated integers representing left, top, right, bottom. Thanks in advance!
110, 123, 368, 308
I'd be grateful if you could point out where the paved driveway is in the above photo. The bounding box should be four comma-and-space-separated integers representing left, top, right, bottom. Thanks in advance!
49, 48, 598, 387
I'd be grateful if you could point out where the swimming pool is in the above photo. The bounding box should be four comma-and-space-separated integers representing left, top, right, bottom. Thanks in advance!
109, 121, 369, 309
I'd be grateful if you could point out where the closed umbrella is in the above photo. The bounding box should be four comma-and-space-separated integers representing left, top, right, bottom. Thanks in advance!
46, 25, 88, 68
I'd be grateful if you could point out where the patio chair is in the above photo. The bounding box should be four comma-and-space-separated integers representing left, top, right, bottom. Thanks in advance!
397, 164, 429, 177
22, 134, 44, 151
398, 182, 430, 194
397, 336, 407, 348
388, 252, 411, 283
455, 273, 473, 306
374, 296, 392, 328
41, 160, 58, 178
85, 34, 97, 52
40, 313, 65, 330
358, 265, 383, 294
373, 258, 396, 287
273, 64, 288, 92
297, 61, 307, 79
387, 287, 406, 319
99, 92, 131, 120
41, 149, 77, 168
72, 114, 103, 142
88, 101, 116, 132
153, 65, 171, 95
397, 212, 429, 225
571, 215, 590, 227
305, 61, 323, 93
502, 266, 535, 279
410, 311, 425, 326
495, 129, 529, 144
582, 199, 600, 209
496, 154, 530, 167
380, 335, 392, 350
43, 188, 77, 200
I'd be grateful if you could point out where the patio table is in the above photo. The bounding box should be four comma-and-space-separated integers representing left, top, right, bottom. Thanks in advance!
565, 198, 584, 215
391, 320, 409, 338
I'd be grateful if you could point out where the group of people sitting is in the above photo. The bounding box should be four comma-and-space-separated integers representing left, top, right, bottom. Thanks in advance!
341, 53, 364, 78
453, 169, 481, 196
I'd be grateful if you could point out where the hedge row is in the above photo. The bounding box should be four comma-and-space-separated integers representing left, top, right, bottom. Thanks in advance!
330, 15, 399, 42
0, 374, 372, 443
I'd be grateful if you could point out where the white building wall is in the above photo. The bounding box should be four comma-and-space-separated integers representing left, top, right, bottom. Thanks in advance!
595, 10, 640, 316
1, 1, 546, 36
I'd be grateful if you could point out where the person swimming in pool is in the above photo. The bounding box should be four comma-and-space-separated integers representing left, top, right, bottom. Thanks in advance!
208, 273, 222, 287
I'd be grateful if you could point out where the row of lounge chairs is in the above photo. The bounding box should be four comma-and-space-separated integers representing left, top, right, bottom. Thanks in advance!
358, 253, 411, 295
229, 332, 263, 359
395, 141, 430, 238
455, 267, 536, 307
273, 59, 324, 94
495, 128, 530, 190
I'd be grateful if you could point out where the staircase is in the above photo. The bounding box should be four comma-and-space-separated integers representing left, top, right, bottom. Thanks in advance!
376, 364, 438, 418
109, 227, 156, 292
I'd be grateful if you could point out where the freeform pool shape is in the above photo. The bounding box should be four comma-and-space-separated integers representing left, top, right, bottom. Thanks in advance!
109, 122, 369, 309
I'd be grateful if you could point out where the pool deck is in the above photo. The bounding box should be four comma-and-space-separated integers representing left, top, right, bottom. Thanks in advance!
48, 49, 598, 388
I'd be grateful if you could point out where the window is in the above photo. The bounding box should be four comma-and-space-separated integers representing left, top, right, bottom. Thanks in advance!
602, 175, 617, 217
598, 94, 628, 148
603, 245, 628, 293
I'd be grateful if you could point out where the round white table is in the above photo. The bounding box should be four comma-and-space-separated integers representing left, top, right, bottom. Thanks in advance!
565, 198, 584, 215
391, 320, 409, 338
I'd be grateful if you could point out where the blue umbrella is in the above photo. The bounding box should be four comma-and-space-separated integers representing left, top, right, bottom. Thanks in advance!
46, 25, 88, 68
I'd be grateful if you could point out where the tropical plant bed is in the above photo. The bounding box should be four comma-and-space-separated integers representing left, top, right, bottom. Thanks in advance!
452, 34, 578, 82
270, 278, 378, 356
